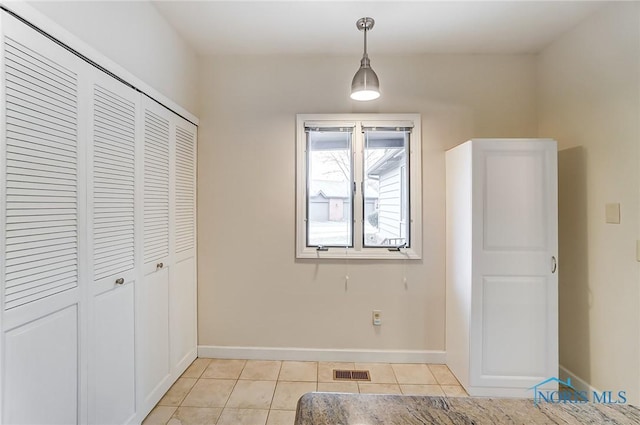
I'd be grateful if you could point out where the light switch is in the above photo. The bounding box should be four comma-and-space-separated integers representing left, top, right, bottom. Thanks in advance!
605, 203, 620, 224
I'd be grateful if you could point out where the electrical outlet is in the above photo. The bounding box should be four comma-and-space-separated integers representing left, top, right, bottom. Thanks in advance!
372, 310, 382, 326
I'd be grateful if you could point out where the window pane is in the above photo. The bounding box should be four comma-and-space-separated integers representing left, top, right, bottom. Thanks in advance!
363, 130, 409, 247
306, 129, 353, 247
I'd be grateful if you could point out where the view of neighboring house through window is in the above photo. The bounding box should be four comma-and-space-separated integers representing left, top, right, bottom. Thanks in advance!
306, 127, 353, 247
297, 114, 421, 259
363, 128, 410, 247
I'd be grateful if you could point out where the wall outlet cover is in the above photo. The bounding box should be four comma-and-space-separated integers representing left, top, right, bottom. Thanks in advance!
372, 310, 381, 326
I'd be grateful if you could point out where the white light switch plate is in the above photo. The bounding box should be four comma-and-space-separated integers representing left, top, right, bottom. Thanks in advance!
605, 203, 620, 224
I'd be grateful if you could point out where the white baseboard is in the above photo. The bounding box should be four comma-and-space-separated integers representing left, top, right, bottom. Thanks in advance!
559, 364, 600, 400
198, 345, 446, 364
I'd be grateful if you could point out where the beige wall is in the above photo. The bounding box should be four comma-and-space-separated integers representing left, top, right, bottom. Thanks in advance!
26, 1, 200, 115
197, 53, 537, 352
538, 2, 640, 403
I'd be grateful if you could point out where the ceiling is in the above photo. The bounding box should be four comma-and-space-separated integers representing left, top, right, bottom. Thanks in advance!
151, 1, 607, 56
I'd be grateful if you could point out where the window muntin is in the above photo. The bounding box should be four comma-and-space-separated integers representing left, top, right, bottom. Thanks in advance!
306, 128, 353, 247
296, 114, 421, 259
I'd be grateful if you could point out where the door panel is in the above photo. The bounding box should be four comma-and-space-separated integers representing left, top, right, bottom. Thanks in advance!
1, 14, 87, 424
143, 107, 170, 265
470, 140, 558, 389
138, 98, 173, 411
481, 276, 548, 377
483, 151, 547, 251
87, 70, 138, 425
3, 20, 80, 311
174, 123, 196, 255
140, 267, 170, 405
91, 282, 135, 424
171, 256, 196, 371
4, 305, 78, 425
170, 118, 197, 373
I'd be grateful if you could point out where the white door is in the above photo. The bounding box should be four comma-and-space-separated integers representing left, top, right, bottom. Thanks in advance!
87, 69, 139, 425
1, 13, 88, 424
470, 139, 558, 389
170, 118, 197, 374
138, 96, 172, 412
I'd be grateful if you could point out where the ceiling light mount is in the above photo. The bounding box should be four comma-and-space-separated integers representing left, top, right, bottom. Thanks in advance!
356, 17, 375, 32
351, 17, 380, 101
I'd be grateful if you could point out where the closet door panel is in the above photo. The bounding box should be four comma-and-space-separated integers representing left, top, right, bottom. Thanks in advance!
4, 305, 78, 425
470, 140, 558, 390
2, 17, 82, 311
143, 106, 170, 266
1, 14, 88, 424
174, 123, 196, 256
170, 119, 197, 372
87, 70, 138, 425
139, 97, 172, 410
140, 266, 170, 401
171, 255, 196, 371
91, 282, 135, 425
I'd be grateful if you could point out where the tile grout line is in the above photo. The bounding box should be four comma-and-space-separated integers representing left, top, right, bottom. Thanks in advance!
265, 361, 283, 422
152, 360, 468, 424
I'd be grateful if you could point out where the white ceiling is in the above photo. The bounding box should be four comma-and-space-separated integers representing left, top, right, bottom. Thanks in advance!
152, 1, 607, 56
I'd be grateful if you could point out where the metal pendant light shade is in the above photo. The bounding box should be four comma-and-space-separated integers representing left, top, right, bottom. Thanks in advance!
351, 17, 380, 101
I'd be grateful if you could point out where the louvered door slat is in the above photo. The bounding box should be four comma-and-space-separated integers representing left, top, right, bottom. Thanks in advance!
94, 99, 135, 122
6, 246, 76, 267
7, 146, 75, 165
4, 66, 75, 107
6, 280, 77, 309
174, 125, 195, 253
7, 94, 76, 125
5, 37, 76, 82
5, 266, 77, 291
92, 83, 136, 282
6, 125, 76, 150
5, 72, 76, 108
94, 113, 135, 136
143, 109, 170, 263
6, 109, 76, 137
7, 160, 76, 176
94, 146, 133, 163
7, 218, 75, 231
7, 224, 76, 238
5, 252, 77, 275
3, 36, 79, 310
94, 241, 134, 257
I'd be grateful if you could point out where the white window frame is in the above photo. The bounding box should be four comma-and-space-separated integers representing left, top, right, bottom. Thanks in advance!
296, 113, 422, 259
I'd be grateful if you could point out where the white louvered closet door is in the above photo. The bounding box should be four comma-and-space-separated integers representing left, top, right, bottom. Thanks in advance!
139, 96, 173, 411
87, 68, 139, 425
170, 117, 197, 375
0, 14, 88, 425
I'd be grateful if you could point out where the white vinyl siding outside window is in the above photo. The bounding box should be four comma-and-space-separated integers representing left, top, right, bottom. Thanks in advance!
296, 114, 422, 259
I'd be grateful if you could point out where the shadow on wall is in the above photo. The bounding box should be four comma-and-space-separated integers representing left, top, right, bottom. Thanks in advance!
558, 146, 590, 382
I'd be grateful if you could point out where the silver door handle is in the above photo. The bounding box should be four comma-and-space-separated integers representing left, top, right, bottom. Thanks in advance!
551, 256, 557, 274
115, 277, 124, 285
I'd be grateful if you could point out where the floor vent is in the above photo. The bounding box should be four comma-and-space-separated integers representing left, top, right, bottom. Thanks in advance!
333, 369, 371, 381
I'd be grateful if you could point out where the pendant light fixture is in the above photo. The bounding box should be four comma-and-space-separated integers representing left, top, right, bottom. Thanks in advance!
350, 17, 380, 101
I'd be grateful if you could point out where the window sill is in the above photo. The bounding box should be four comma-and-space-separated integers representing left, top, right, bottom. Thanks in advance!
295, 246, 421, 260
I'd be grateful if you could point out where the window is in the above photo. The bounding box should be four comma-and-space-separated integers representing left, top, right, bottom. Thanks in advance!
296, 114, 422, 259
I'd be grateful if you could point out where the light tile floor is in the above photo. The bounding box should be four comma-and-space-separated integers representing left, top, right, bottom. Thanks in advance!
143, 358, 468, 425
